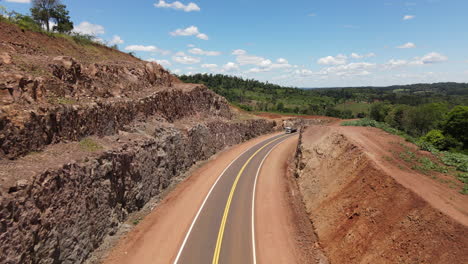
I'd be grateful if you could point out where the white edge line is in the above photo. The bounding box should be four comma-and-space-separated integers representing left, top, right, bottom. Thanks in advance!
251, 135, 292, 264
173, 133, 283, 264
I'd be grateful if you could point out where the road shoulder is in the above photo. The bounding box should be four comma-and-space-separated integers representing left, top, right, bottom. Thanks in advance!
255, 135, 328, 264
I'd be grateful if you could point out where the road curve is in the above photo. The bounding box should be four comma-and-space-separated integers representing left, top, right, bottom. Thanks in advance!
174, 133, 295, 264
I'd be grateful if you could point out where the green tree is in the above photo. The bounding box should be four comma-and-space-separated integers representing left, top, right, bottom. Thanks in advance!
443, 106, 468, 148
31, 0, 71, 32
370, 102, 390, 122
50, 4, 73, 33
276, 102, 284, 112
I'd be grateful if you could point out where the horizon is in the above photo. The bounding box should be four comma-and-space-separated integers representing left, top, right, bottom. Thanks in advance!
3, 0, 468, 87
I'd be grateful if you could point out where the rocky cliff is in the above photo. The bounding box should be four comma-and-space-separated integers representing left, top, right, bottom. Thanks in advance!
0, 21, 282, 263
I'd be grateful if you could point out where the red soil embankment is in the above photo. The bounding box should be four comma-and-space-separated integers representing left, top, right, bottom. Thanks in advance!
295, 125, 468, 264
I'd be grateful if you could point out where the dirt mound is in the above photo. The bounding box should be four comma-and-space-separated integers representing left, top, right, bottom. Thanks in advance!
295, 126, 468, 264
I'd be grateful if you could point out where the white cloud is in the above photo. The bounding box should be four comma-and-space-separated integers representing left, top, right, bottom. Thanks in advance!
247, 67, 269, 73
322, 62, 376, 76
172, 51, 201, 64
223, 62, 240, 72
232, 49, 247, 55
125, 45, 170, 55
170, 26, 208, 40
147, 58, 172, 67
350, 53, 376, 59
397, 42, 416, 49
385, 59, 409, 69
384, 52, 448, 68
109, 35, 124, 45
201, 64, 218, 69
73, 22, 105, 36
154, 0, 200, 12
187, 44, 196, 48
232, 50, 273, 67
157, 59, 172, 67
5, 0, 30, 3
277, 58, 289, 64
418, 52, 448, 64
188, 48, 221, 56
317, 54, 347, 65
403, 15, 415, 20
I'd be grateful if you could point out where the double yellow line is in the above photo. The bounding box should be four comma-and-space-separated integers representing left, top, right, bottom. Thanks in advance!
212, 134, 290, 264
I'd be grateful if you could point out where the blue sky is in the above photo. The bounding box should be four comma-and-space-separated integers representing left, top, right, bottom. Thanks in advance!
3, 0, 468, 87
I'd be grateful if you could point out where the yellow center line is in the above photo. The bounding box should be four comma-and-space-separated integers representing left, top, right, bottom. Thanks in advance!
212, 134, 290, 264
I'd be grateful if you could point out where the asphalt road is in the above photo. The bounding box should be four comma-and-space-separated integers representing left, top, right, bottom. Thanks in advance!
174, 133, 295, 264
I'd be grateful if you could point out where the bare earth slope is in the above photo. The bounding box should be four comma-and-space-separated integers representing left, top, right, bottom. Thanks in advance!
295, 125, 468, 264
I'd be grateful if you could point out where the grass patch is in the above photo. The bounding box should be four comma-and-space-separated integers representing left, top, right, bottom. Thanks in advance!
79, 138, 103, 152
342, 118, 417, 143
334, 102, 370, 116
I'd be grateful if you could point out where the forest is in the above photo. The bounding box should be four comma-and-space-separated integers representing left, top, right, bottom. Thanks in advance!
179, 74, 468, 153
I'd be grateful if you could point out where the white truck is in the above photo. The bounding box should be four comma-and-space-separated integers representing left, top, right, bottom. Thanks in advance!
285, 127, 297, 134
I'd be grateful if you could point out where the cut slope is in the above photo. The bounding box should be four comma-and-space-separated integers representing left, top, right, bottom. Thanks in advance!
295, 125, 468, 264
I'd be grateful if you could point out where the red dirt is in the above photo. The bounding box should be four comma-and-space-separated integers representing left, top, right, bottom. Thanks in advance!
297, 125, 468, 264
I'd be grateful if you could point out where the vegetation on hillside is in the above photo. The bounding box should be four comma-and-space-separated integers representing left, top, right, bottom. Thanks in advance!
0, 2, 112, 48
179, 73, 468, 116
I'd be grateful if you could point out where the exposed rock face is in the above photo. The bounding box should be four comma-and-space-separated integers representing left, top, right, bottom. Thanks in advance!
0, 119, 276, 264
0, 85, 232, 160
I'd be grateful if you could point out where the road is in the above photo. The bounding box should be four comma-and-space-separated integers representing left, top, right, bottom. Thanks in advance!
104, 132, 299, 264
174, 133, 295, 264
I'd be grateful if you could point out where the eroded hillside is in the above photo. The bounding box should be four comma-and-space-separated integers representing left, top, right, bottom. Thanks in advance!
293, 125, 468, 263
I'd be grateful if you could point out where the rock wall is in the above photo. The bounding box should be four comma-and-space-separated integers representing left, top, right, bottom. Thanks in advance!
0, 119, 276, 264
0, 85, 231, 160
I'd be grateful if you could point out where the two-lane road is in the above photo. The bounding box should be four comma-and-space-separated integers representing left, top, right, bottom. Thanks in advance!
174, 133, 295, 264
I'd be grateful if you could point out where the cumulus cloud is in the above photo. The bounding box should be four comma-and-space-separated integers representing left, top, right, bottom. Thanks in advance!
418, 52, 448, 64
170, 26, 208, 40
384, 52, 448, 68
232, 49, 247, 55
172, 51, 201, 64
397, 42, 416, 49
74, 22, 105, 36
188, 48, 221, 56
403, 15, 415, 20
321, 62, 376, 76
158, 59, 173, 67
223, 62, 240, 72
317, 54, 347, 65
154, 0, 200, 12
350, 53, 376, 59
277, 58, 289, 64
231, 50, 274, 68
108, 35, 124, 45
201, 64, 218, 69
384, 59, 409, 69
125, 45, 170, 55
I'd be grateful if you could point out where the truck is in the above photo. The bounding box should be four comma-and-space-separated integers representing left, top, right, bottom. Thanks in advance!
285, 127, 297, 134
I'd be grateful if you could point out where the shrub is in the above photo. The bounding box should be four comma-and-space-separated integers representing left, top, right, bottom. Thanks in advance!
71, 33, 96, 45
